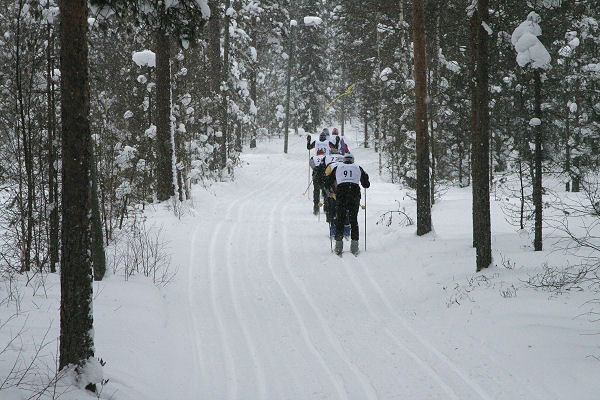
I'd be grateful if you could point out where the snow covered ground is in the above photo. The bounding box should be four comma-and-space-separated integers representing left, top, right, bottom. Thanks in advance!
2, 129, 599, 399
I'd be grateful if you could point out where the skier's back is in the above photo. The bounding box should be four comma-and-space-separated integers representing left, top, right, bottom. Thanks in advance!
328, 127, 341, 150
326, 153, 370, 255
322, 148, 342, 226
307, 129, 330, 155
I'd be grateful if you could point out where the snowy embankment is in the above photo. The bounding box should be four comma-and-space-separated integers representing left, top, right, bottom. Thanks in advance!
1, 129, 599, 399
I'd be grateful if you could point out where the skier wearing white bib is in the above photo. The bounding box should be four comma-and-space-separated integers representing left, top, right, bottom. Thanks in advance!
326, 153, 370, 255
307, 129, 330, 155
309, 148, 327, 215
328, 127, 341, 150
322, 148, 342, 226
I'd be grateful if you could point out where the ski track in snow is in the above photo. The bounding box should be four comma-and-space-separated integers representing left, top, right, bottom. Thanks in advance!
354, 255, 491, 399
208, 216, 238, 399
227, 194, 268, 400
187, 172, 278, 398
294, 217, 465, 399
186, 226, 207, 395
266, 188, 349, 399
181, 144, 531, 399
280, 202, 378, 400
340, 258, 461, 399
185, 157, 491, 399
206, 175, 279, 399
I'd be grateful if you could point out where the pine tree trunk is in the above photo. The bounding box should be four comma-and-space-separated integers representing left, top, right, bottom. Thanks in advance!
564, 93, 571, 192
155, 23, 175, 201
363, 105, 368, 148
474, 0, 492, 270
221, 0, 231, 170
470, 12, 479, 249
249, 25, 257, 149
235, 121, 242, 152
571, 80, 581, 193
458, 139, 464, 186
58, 0, 95, 372
208, 1, 222, 170
412, 0, 432, 236
533, 70, 543, 251
376, 12, 382, 157
15, 1, 34, 273
283, 16, 293, 154
47, 19, 59, 274
340, 61, 348, 137
90, 142, 105, 281
427, 0, 440, 206
341, 103, 345, 136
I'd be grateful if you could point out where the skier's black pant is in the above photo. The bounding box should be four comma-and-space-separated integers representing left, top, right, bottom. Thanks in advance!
324, 196, 336, 222
312, 172, 326, 207
335, 184, 360, 241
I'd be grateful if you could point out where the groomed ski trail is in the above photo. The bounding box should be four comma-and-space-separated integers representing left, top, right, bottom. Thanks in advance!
177, 137, 529, 399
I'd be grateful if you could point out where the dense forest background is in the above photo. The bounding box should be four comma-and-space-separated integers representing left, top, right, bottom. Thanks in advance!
0, 0, 598, 292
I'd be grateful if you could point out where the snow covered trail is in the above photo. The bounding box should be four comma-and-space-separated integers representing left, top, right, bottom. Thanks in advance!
92, 134, 600, 400
174, 137, 495, 400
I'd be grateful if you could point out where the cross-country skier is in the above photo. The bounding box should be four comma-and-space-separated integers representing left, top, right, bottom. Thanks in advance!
328, 127, 341, 150
309, 148, 327, 215
323, 148, 342, 225
307, 129, 330, 155
326, 153, 370, 256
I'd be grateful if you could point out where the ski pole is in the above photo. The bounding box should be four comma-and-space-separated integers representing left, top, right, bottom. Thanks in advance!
308, 148, 311, 187
364, 188, 367, 252
307, 147, 311, 199
329, 221, 333, 252
303, 178, 313, 196
318, 202, 321, 221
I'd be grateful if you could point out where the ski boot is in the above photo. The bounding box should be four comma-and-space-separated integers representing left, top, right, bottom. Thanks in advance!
350, 240, 359, 256
313, 203, 319, 215
335, 240, 343, 256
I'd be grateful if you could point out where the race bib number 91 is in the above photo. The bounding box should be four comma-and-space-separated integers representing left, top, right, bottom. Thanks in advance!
335, 164, 360, 184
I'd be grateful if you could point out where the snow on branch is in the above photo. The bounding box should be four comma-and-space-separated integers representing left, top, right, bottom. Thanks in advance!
511, 12, 551, 69
303, 16, 322, 26
132, 50, 156, 68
